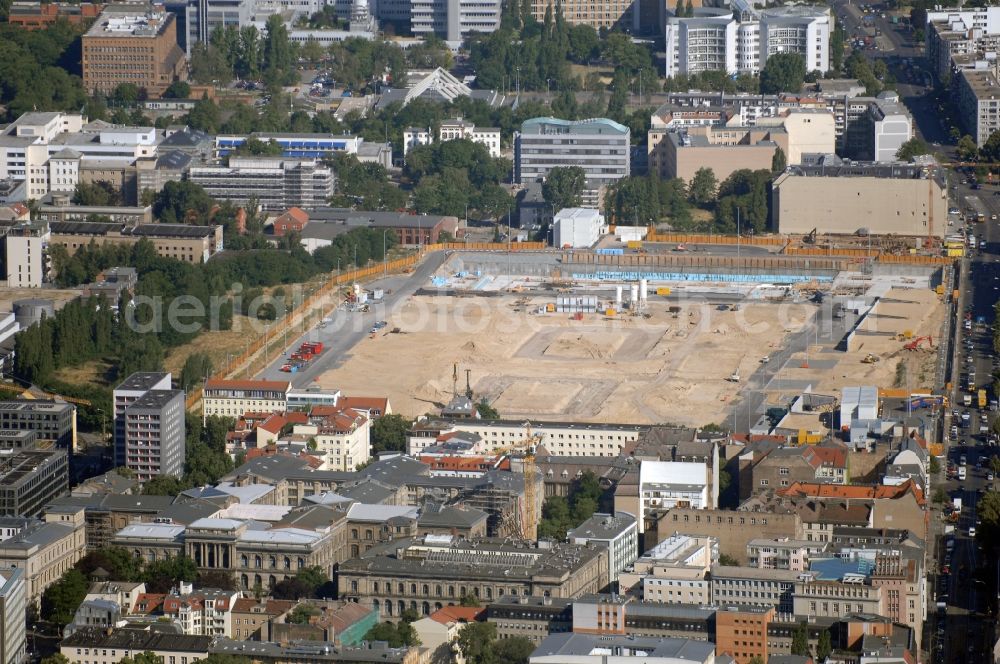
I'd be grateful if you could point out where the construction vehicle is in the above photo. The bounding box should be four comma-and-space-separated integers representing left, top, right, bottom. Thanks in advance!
727, 368, 741, 383
904, 335, 933, 351
979, 389, 988, 409
862, 354, 879, 364
18, 385, 91, 407
804, 228, 818, 244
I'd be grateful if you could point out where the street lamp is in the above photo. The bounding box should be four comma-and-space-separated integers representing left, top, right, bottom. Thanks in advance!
383, 229, 389, 276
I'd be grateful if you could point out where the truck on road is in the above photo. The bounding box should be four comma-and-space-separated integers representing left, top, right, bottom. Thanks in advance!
980, 389, 988, 409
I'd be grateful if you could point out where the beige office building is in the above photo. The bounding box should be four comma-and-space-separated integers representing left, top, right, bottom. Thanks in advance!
772, 156, 948, 238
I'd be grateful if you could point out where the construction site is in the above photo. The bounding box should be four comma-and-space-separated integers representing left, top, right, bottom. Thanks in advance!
315, 243, 953, 434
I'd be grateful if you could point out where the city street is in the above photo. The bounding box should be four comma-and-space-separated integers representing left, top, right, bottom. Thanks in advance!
254, 251, 449, 386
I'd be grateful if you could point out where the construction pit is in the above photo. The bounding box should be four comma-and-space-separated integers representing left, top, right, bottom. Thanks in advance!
315, 252, 950, 429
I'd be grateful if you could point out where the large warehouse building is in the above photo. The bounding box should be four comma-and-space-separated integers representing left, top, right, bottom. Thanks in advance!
772, 155, 947, 238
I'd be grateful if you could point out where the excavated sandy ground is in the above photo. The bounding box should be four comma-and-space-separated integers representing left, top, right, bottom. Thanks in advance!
768, 287, 946, 400
315, 294, 817, 426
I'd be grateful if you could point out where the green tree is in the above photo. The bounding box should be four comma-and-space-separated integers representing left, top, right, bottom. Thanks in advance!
364, 621, 420, 647
41, 656, 71, 664
542, 166, 586, 212
759, 53, 807, 94
771, 147, 787, 173
816, 629, 833, 660
494, 638, 535, 664
112, 83, 141, 107
288, 603, 321, 624
142, 556, 198, 593
41, 568, 89, 626
718, 553, 739, 566
186, 96, 221, 133
162, 81, 191, 99
606, 69, 629, 123
120, 653, 163, 664
180, 352, 213, 392
957, 135, 979, 162
456, 622, 498, 664
982, 131, 1000, 162
154, 180, 214, 223
896, 137, 930, 161
73, 180, 122, 207
476, 399, 500, 419
189, 42, 232, 84
232, 136, 283, 157
790, 622, 811, 656
262, 14, 297, 85
460, 594, 481, 607
688, 167, 718, 206
371, 414, 413, 453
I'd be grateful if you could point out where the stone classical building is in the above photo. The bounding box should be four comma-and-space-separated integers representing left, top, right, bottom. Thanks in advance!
111, 508, 347, 591
0, 506, 86, 604
338, 535, 609, 619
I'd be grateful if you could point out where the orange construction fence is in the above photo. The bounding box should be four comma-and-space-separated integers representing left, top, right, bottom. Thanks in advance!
646, 232, 785, 246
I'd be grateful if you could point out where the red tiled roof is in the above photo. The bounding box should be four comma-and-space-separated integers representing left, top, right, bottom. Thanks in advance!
338, 396, 389, 414
807, 445, 848, 468
430, 606, 485, 624
132, 593, 166, 615
779, 479, 925, 505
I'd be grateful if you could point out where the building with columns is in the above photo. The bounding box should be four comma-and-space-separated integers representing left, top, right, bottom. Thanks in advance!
337, 534, 609, 620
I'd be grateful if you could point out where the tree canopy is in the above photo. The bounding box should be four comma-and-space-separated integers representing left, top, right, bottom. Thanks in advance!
759, 53, 807, 95
542, 166, 586, 212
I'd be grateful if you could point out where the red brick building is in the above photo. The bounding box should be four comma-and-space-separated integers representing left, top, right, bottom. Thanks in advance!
7, 2, 103, 29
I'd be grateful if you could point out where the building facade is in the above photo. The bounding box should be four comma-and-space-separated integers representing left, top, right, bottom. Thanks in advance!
113, 372, 172, 469
338, 535, 609, 619
188, 157, 335, 211
568, 512, 638, 591
957, 68, 1000, 147
0, 399, 76, 449
5, 221, 50, 288
772, 156, 948, 238
49, 221, 223, 264
82, 9, 187, 96
403, 119, 501, 159
515, 118, 630, 202
0, 433, 69, 517
0, 565, 26, 664
123, 389, 185, 481
665, 5, 830, 78
202, 380, 291, 420
0, 507, 87, 605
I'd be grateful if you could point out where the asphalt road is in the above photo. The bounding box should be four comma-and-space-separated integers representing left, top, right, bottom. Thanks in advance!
934, 168, 1000, 663
254, 251, 448, 386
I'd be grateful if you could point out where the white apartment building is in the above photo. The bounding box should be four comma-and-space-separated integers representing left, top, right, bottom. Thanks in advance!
294, 408, 371, 472
957, 68, 1000, 147
710, 565, 805, 613
0, 112, 159, 200
617, 533, 717, 605
637, 460, 711, 533
403, 118, 502, 159
112, 372, 172, 469
202, 379, 291, 421
746, 537, 822, 571
189, 157, 335, 211
515, 118, 630, 204
5, 221, 51, 288
407, 419, 645, 457
568, 512, 638, 589
665, 5, 829, 78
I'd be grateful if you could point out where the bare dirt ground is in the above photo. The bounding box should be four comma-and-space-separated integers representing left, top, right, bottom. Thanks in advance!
315, 294, 816, 426
771, 287, 946, 399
